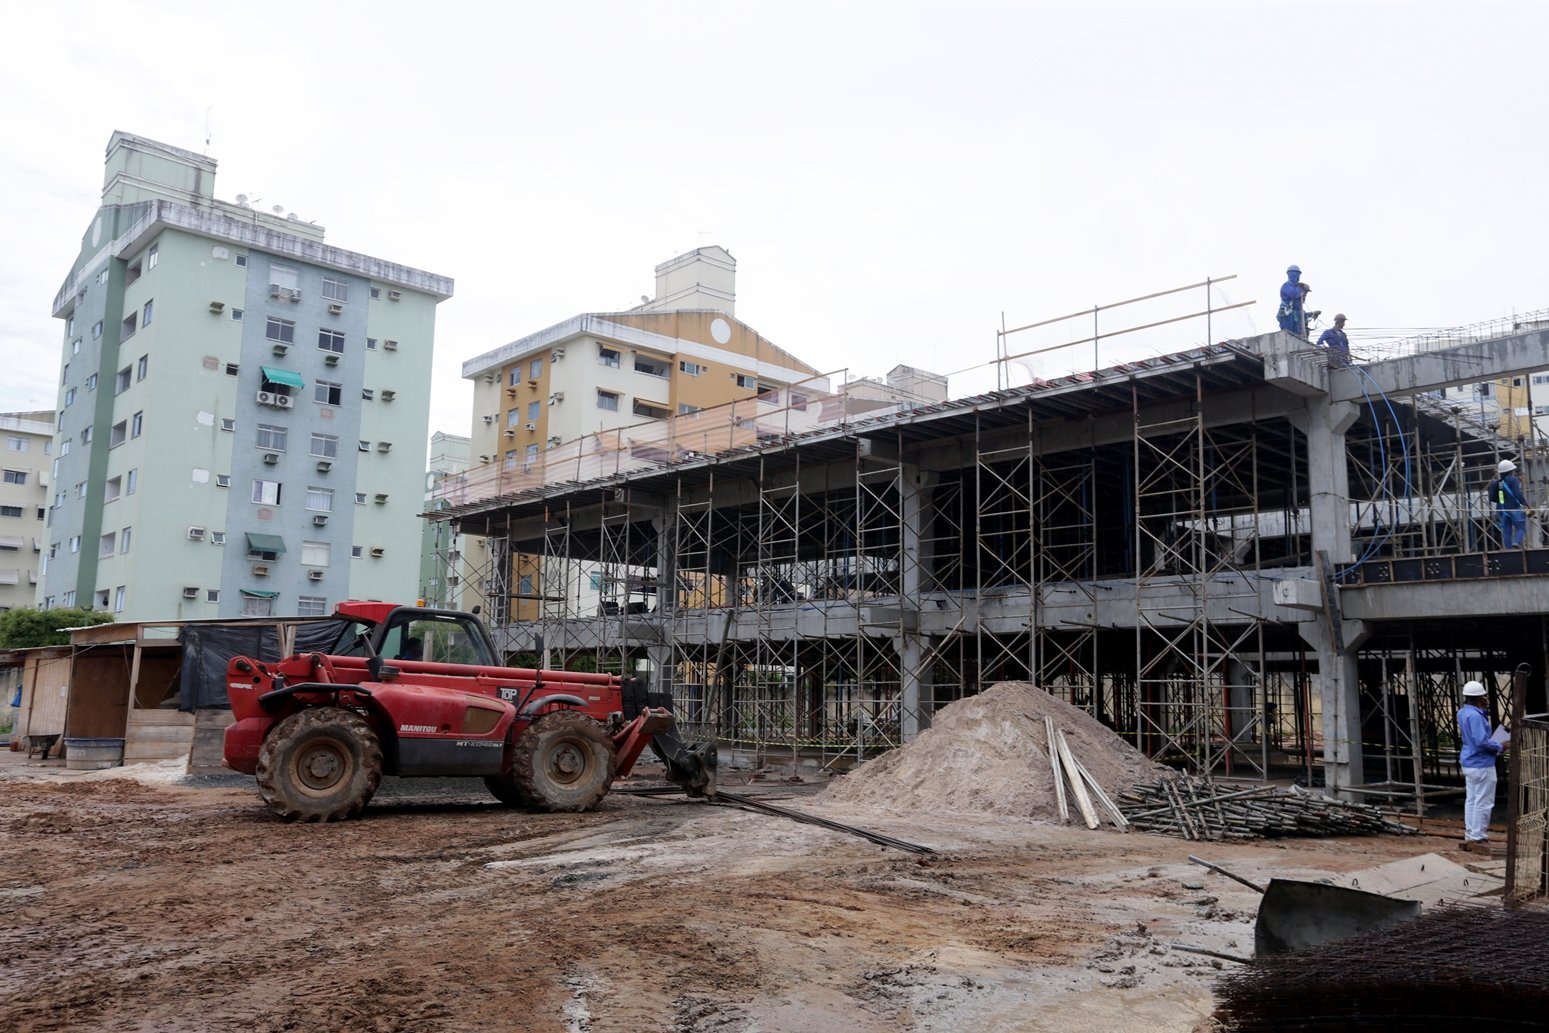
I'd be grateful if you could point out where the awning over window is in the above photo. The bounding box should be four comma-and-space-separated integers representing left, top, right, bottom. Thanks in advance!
0, 535, 25, 550
245, 533, 287, 554
259, 366, 305, 389
240, 589, 280, 598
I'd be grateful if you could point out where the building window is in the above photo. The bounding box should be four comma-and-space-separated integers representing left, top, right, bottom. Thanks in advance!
127, 468, 138, 494
99, 532, 116, 558
366, 337, 377, 351
318, 329, 345, 354
597, 390, 620, 412
680, 360, 703, 376
251, 479, 281, 505
211, 531, 227, 546
734, 373, 757, 389
136, 354, 149, 381
105, 475, 121, 501
115, 366, 132, 394
678, 403, 700, 415
86, 373, 97, 391
216, 474, 231, 488
269, 264, 299, 291
121, 312, 138, 338
632, 400, 671, 420
354, 492, 367, 505
634, 355, 670, 378
232, 308, 244, 321
321, 277, 348, 303
63, 591, 75, 607
589, 572, 603, 591
2, 470, 23, 485
357, 440, 370, 452
92, 321, 103, 339
300, 540, 331, 566
529, 357, 543, 379
127, 259, 143, 285
297, 595, 328, 617
225, 363, 240, 376
69, 535, 80, 554
114, 586, 126, 613
121, 527, 132, 553
6, 437, 26, 453
142, 299, 154, 326
110, 420, 128, 447
506, 409, 520, 429
310, 433, 339, 458
240, 593, 274, 617
235, 254, 247, 267
256, 423, 287, 451
206, 589, 220, 603
369, 287, 381, 300
526, 400, 540, 420
315, 381, 342, 406
598, 346, 620, 368
0, 505, 22, 518
147, 244, 158, 270
221, 418, 236, 432
361, 389, 374, 401
351, 545, 363, 558
64, 387, 75, 407
131, 412, 143, 438
305, 486, 334, 512
266, 317, 296, 345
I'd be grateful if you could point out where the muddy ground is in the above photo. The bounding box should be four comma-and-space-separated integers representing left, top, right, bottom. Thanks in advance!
0, 756, 1462, 1033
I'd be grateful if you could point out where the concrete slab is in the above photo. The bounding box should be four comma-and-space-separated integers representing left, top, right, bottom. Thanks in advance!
1327, 851, 1502, 905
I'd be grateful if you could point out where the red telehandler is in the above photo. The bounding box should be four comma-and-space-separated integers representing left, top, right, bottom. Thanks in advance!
223, 601, 717, 822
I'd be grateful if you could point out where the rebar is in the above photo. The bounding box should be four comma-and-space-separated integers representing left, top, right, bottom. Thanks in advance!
1119, 774, 1418, 840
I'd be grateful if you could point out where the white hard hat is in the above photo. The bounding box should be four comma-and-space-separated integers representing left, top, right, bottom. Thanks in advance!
1463, 681, 1487, 697
1499, 459, 1517, 474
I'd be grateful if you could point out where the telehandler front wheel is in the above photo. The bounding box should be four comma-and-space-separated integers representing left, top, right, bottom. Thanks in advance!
510, 710, 617, 812
256, 707, 383, 822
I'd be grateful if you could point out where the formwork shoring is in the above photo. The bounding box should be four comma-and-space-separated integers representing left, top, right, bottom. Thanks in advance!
452, 348, 1543, 783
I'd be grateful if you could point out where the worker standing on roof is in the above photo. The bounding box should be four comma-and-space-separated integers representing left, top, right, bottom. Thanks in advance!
1489, 459, 1530, 549
1277, 265, 1307, 336
1457, 680, 1505, 854
1317, 313, 1351, 367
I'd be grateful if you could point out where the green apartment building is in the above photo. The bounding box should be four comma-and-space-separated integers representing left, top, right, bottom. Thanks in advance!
40, 132, 454, 620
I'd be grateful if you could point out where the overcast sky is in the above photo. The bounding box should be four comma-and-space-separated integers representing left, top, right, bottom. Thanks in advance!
4, 0, 1547, 440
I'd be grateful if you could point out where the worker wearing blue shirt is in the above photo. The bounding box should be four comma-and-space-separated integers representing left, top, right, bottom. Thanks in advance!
1457, 680, 1505, 852
1490, 458, 1530, 548
1317, 313, 1350, 367
1277, 265, 1307, 335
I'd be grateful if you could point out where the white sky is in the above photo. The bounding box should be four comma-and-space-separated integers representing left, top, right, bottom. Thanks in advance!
4, 0, 1547, 442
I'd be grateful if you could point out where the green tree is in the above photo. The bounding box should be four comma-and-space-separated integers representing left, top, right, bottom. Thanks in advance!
0, 608, 113, 649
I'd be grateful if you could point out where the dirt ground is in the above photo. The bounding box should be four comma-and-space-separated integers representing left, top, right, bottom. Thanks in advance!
0, 751, 1468, 1033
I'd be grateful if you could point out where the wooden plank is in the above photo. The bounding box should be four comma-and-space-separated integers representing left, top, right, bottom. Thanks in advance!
1069, 751, 1130, 830
123, 742, 188, 761
1045, 717, 1069, 823
127, 711, 196, 728
1055, 728, 1099, 829
125, 726, 196, 743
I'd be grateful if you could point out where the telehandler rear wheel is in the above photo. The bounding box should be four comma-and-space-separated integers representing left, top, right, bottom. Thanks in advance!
510, 710, 617, 812
256, 707, 383, 822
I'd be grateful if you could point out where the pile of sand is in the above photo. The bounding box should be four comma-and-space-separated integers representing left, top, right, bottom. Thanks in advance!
821, 681, 1166, 820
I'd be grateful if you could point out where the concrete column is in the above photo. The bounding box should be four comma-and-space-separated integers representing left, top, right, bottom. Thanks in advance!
1289, 400, 1361, 565
895, 465, 935, 742
1299, 618, 1370, 794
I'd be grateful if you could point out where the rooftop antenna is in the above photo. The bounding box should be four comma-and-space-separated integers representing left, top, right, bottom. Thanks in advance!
204, 104, 213, 153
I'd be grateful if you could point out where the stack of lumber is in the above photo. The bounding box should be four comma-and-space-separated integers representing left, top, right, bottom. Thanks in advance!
1117, 774, 1418, 840
1045, 717, 1129, 830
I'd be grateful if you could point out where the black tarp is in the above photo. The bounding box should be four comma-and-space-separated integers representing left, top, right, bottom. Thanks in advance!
178, 621, 345, 710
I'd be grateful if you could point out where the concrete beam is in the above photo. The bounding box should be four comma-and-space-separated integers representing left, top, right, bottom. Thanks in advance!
1342, 575, 1549, 621
1332, 327, 1549, 402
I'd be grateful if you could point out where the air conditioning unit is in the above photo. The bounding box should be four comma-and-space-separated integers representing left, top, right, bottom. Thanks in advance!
482, 415, 494, 424
269, 283, 282, 297
483, 373, 497, 385
376, 441, 392, 453
369, 546, 385, 558
446, 575, 460, 585
504, 429, 515, 439
275, 395, 294, 409
187, 526, 206, 541
380, 390, 395, 402
549, 391, 564, 403
262, 452, 279, 465
324, 354, 340, 366
374, 493, 389, 504
271, 343, 288, 356
327, 303, 343, 315
387, 290, 402, 301
525, 422, 537, 431
551, 348, 566, 360
313, 514, 329, 526
316, 460, 332, 472
256, 390, 276, 405
383, 340, 398, 351
209, 301, 225, 314
307, 569, 324, 581
182, 586, 199, 599
251, 563, 271, 577
548, 436, 562, 447
288, 290, 302, 303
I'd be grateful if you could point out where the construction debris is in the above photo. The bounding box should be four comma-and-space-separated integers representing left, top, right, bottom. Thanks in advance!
1120, 774, 1418, 840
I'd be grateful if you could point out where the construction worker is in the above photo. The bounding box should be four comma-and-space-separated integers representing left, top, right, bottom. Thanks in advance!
1277, 265, 1306, 335
1489, 459, 1530, 548
1457, 680, 1505, 853
1317, 313, 1351, 367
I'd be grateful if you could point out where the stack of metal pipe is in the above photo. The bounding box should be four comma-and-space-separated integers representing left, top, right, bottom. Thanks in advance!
1118, 774, 1418, 840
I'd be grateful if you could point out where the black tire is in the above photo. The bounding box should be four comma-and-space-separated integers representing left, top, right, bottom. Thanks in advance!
483, 772, 532, 807
510, 710, 617, 812
256, 707, 383, 822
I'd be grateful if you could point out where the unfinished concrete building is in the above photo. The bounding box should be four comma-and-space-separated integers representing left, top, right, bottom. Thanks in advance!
431, 316, 1549, 800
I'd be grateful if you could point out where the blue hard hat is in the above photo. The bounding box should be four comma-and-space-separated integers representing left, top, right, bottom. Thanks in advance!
1287, 264, 1301, 274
